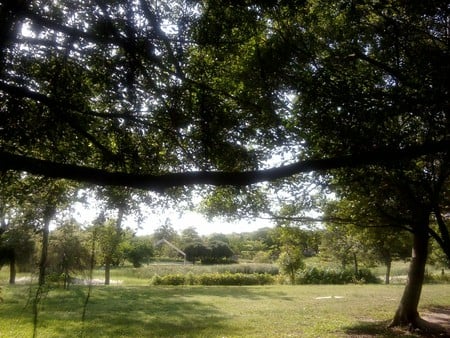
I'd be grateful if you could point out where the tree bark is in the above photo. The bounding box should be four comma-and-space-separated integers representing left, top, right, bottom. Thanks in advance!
38, 205, 56, 286
38, 223, 49, 286
104, 260, 111, 285
390, 220, 432, 330
9, 250, 16, 284
353, 252, 358, 275
1, 140, 449, 191
104, 206, 125, 285
385, 258, 391, 285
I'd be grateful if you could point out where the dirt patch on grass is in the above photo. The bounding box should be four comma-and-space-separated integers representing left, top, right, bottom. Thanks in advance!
344, 308, 450, 337
421, 307, 450, 337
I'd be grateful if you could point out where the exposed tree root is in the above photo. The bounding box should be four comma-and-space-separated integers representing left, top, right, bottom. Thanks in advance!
389, 315, 449, 337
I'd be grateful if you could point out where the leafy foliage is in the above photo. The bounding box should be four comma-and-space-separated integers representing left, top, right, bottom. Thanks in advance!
47, 220, 90, 287
151, 272, 275, 286
123, 236, 154, 268
296, 267, 380, 285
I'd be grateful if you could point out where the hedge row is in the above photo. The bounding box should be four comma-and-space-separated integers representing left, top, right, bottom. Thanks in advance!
151, 272, 275, 286
149, 268, 380, 286
296, 267, 380, 284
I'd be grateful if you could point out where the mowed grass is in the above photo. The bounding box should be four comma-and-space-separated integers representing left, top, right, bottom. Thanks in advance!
1, 283, 450, 337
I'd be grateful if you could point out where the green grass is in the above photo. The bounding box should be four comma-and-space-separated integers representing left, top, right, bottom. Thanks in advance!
1, 283, 449, 337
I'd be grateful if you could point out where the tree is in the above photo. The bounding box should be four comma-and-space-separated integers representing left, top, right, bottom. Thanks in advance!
0, 222, 35, 284
273, 226, 306, 284
0, 172, 36, 284
183, 242, 210, 264
123, 235, 154, 268
153, 221, 178, 243
207, 240, 234, 264
320, 223, 362, 273
95, 186, 138, 284
257, 1, 448, 330
360, 228, 411, 285
278, 249, 304, 285
180, 227, 202, 247
48, 219, 90, 288
91, 217, 126, 285
321, 199, 412, 283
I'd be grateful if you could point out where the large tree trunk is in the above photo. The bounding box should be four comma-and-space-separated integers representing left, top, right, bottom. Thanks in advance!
389, 220, 445, 334
390, 227, 428, 327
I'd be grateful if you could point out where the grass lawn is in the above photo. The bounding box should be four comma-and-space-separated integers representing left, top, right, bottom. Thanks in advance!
1, 283, 450, 337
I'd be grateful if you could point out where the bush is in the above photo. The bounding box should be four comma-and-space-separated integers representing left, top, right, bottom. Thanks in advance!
150, 272, 275, 286
197, 272, 274, 286
296, 267, 379, 284
151, 274, 186, 285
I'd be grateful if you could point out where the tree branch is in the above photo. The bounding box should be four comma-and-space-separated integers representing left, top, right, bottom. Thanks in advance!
1, 140, 449, 191
432, 205, 450, 260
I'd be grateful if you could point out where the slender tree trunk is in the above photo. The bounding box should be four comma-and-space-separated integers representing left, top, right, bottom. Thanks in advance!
104, 259, 111, 285
103, 205, 125, 286
9, 251, 16, 284
385, 259, 391, 285
353, 252, 358, 275
38, 205, 56, 286
38, 222, 50, 286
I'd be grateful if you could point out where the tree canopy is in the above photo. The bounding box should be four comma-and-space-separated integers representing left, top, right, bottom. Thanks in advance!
1, 0, 449, 332
0, 0, 448, 189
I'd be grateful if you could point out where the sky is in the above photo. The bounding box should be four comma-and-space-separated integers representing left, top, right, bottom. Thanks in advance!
71, 199, 274, 236
139, 210, 274, 236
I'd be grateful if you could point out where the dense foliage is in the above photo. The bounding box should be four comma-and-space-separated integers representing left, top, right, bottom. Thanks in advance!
0, 0, 449, 331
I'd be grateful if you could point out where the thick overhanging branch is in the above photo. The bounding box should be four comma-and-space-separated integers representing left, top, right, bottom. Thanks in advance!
0, 140, 449, 191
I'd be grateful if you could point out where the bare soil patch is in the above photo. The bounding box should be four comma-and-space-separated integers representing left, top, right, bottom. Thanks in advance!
421, 307, 450, 337
345, 308, 450, 337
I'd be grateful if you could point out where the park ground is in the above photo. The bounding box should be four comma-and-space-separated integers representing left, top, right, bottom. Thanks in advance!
1, 281, 449, 337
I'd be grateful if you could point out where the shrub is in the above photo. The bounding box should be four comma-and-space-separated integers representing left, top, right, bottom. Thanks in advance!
296, 267, 379, 284
151, 274, 186, 285
150, 272, 275, 286
197, 272, 274, 286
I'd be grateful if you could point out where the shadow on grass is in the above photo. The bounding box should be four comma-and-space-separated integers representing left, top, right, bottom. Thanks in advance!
0, 285, 293, 337
343, 320, 419, 338
172, 285, 292, 300
66, 286, 232, 337
344, 315, 450, 338
55, 285, 292, 337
